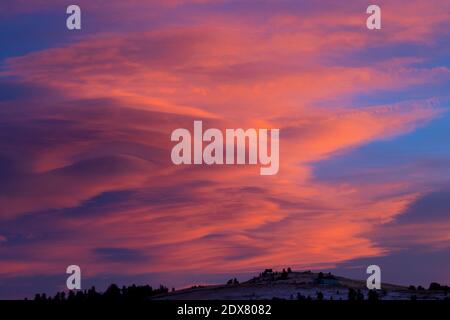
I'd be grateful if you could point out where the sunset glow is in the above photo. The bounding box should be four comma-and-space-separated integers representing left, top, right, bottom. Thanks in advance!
0, 0, 449, 299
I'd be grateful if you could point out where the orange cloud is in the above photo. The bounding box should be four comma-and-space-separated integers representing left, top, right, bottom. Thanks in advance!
0, 0, 449, 285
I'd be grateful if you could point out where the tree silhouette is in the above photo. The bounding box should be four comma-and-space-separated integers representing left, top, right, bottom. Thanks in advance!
280, 269, 289, 280
316, 291, 324, 301
429, 282, 442, 290
356, 289, 364, 301
347, 288, 357, 301
368, 289, 379, 301
32, 283, 169, 302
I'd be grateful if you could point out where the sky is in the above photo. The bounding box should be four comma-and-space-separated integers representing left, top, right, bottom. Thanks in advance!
0, 0, 450, 299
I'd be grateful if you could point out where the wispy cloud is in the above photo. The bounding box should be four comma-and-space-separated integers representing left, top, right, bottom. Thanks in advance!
0, 0, 449, 298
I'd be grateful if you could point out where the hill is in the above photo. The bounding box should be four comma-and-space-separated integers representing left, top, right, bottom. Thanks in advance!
152, 269, 448, 300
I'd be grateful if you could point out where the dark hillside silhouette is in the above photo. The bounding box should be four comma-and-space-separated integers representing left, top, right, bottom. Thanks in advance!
33, 284, 169, 302
28, 269, 450, 302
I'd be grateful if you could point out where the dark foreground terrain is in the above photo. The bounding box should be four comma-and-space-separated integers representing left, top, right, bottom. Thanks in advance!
28, 269, 450, 302
3, 270, 450, 319
152, 269, 449, 301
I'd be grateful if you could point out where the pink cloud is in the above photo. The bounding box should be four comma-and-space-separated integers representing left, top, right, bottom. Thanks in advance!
0, 0, 449, 283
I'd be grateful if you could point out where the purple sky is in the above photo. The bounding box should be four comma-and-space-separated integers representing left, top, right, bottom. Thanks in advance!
0, 0, 450, 299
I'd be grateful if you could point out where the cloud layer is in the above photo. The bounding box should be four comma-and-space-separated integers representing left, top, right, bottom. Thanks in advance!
0, 0, 449, 298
